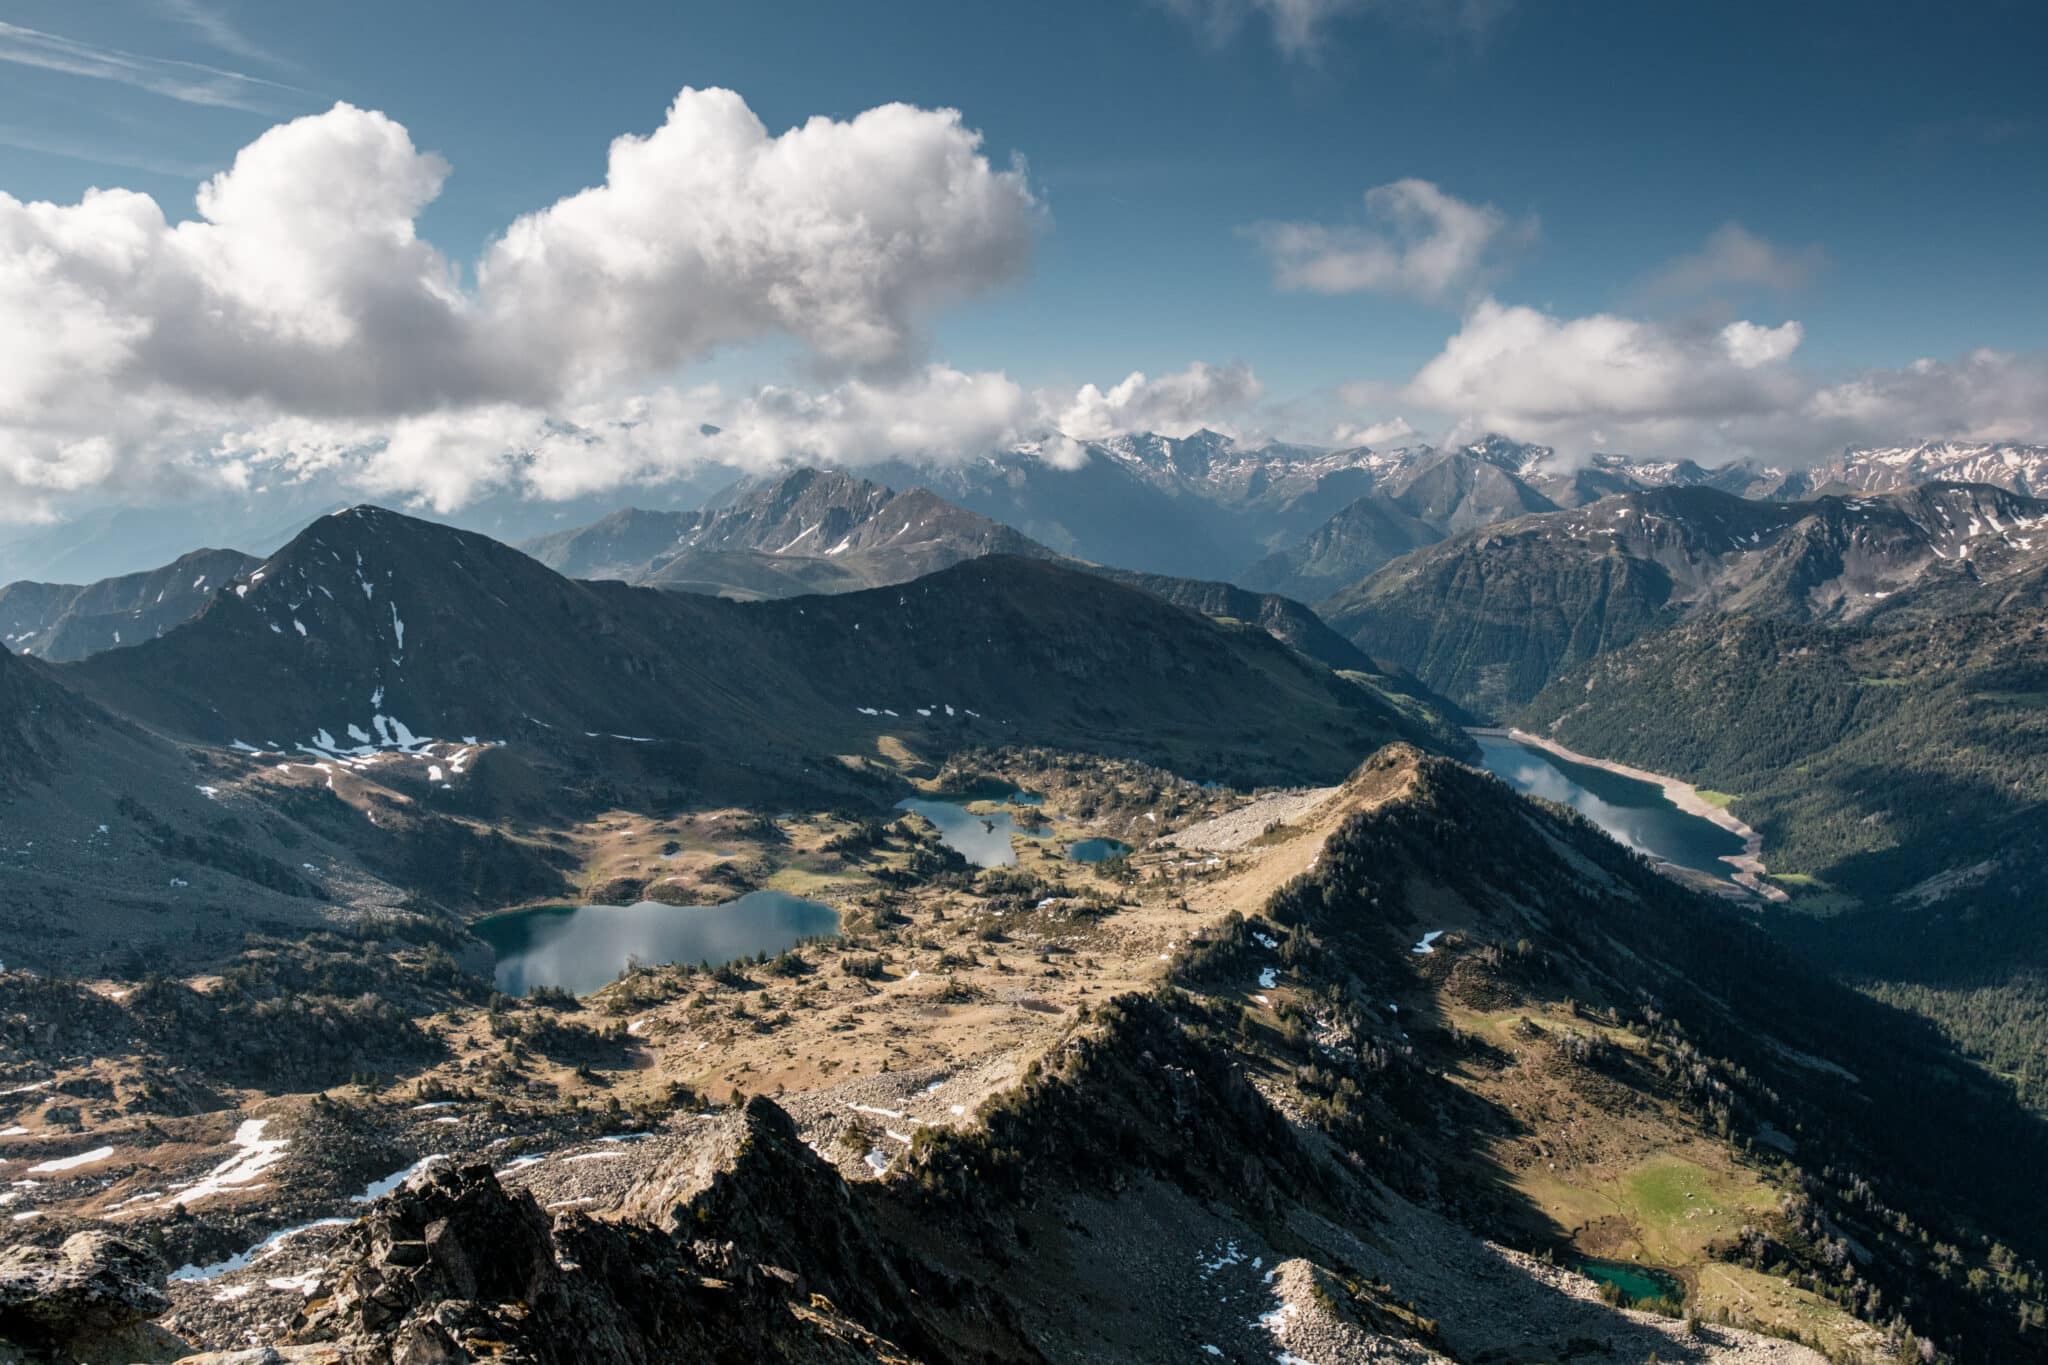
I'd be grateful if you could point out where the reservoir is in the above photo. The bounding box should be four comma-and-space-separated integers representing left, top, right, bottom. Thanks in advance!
895, 797, 1020, 867
476, 890, 840, 996
1474, 733, 1747, 882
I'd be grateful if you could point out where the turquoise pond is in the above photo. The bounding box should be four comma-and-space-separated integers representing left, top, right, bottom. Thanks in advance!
474, 891, 839, 996
1578, 1258, 1685, 1305
1473, 733, 1746, 881
1065, 838, 1131, 863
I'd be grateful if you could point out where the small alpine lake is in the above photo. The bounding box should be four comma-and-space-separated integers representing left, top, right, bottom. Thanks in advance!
894, 797, 1021, 867
1578, 1258, 1685, 1307
1473, 732, 1748, 883
1065, 837, 1131, 864
475, 890, 840, 996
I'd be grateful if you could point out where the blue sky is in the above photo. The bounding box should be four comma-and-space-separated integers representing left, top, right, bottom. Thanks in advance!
0, 0, 2043, 515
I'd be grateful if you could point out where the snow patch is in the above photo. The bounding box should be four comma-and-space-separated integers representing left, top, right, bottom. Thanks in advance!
168, 1119, 289, 1207
27, 1146, 114, 1174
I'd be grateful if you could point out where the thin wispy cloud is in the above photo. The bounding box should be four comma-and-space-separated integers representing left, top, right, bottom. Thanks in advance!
0, 122, 214, 178
1638, 224, 1825, 305
1245, 179, 1537, 304
0, 19, 299, 112
152, 0, 294, 71
1159, 0, 1510, 60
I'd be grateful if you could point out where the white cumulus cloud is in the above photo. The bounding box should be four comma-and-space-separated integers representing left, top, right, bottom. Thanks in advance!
1053, 361, 1262, 441
1389, 295, 2048, 463
1398, 296, 1807, 455
0, 89, 1039, 513
474, 88, 1039, 384
1331, 416, 1418, 447
1805, 349, 2048, 446
1245, 179, 1535, 303
1720, 319, 1804, 369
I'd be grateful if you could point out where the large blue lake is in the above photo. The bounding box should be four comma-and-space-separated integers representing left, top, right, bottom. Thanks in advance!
1474, 733, 1746, 881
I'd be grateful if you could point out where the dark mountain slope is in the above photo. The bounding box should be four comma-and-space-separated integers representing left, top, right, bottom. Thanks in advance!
1256, 748, 2048, 1359
528, 475, 1475, 752
0, 641, 91, 792
0, 644, 420, 973
0, 547, 259, 662
1324, 483, 2048, 713
1520, 604, 2048, 905
1085, 566, 1378, 673
65, 506, 783, 755
1082, 564, 1476, 753
745, 555, 1435, 783
67, 509, 1439, 790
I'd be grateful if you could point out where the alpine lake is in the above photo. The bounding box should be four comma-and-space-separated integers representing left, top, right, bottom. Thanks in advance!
1472, 733, 1747, 884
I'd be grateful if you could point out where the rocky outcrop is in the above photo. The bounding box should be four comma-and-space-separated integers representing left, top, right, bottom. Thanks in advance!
279, 1148, 912, 1364
0, 1231, 185, 1362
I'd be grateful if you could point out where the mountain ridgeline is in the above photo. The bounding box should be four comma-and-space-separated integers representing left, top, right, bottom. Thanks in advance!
1322, 482, 2048, 715
521, 466, 1056, 598
65, 507, 1456, 792
1241, 443, 1560, 601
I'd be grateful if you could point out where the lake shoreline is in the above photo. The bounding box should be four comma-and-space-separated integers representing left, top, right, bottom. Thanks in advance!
1468, 727, 1787, 904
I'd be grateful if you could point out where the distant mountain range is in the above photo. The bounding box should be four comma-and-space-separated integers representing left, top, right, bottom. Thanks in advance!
1809, 439, 2048, 497
0, 548, 259, 662
522, 467, 1055, 598
1522, 450, 1809, 507
1240, 440, 1559, 599
9, 431, 2046, 591
0, 470, 745, 587
1322, 481, 2048, 715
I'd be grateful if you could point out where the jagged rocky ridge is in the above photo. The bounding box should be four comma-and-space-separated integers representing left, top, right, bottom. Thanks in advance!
1240, 444, 1559, 601
18, 746, 2038, 1361
523, 467, 1057, 599
1811, 440, 2048, 498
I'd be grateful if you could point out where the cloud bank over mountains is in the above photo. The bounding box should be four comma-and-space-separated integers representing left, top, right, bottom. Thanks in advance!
1366, 294, 2045, 464
0, 89, 1056, 516
1, 93, 2042, 520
